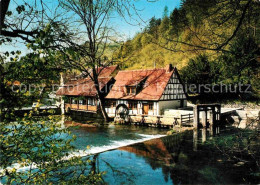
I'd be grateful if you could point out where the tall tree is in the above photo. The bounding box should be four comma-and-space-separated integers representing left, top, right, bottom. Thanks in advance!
163, 6, 169, 18
159, 0, 259, 53
55, 0, 139, 122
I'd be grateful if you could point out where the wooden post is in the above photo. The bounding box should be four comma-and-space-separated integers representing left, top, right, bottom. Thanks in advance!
214, 104, 220, 122
209, 109, 215, 125
209, 111, 213, 136
211, 108, 217, 136
86, 97, 88, 111
202, 127, 207, 143
216, 126, 220, 134
193, 105, 199, 128
218, 105, 221, 122
201, 110, 207, 127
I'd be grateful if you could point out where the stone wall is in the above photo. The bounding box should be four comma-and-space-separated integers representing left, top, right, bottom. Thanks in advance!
115, 114, 180, 127
231, 109, 259, 129
223, 103, 260, 110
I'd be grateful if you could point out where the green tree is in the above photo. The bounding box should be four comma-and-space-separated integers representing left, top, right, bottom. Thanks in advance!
0, 109, 103, 184
218, 36, 260, 98
169, 8, 188, 36
180, 54, 220, 93
0, 1, 104, 183
159, 17, 170, 37
45, 0, 141, 122
163, 6, 169, 18
145, 17, 161, 38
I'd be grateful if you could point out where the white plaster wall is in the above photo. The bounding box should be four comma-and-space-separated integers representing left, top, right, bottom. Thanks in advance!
132, 110, 138, 114
105, 107, 116, 114
152, 102, 158, 115
148, 111, 154, 115
129, 109, 138, 115
138, 101, 142, 115
106, 100, 161, 116
159, 100, 181, 115
164, 109, 192, 117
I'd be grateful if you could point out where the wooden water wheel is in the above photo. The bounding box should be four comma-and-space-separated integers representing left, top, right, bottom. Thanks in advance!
115, 104, 129, 119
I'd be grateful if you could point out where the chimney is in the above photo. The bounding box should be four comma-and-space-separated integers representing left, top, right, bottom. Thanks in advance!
165, 64, 173, 73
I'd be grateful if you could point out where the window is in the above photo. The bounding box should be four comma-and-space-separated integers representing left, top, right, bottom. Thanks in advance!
127, 87, 131, 94
149, 103, 153, 110
134, 102, 138, 109
129, 102, 133, 109
88, 98, 96, 106
79, 99, 86, 105
106, 101, 116, 108
126, 86, 136, 95
110, 101, 116, 108
64, 97, 69, 103
129, 102, 138, 110
72, 99, 77, 104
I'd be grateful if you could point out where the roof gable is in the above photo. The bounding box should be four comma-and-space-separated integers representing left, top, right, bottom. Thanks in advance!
106, 68, 174, 101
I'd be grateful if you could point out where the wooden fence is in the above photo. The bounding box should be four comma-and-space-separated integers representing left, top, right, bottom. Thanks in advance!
180, 113, 194, 126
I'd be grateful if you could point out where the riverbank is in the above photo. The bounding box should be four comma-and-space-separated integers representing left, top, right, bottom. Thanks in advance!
2, 115, 259, 184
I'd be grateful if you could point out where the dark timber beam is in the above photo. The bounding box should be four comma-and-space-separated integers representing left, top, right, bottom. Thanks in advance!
0, 0, 10, 33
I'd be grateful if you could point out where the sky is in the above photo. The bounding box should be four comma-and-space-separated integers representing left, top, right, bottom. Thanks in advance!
111, 0, 181, 39
1, 0, 181, 55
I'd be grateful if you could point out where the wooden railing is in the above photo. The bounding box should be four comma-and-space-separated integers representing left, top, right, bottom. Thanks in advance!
65, 104, 97, 112
180, 113, 194, 126
79, 105, 87, 110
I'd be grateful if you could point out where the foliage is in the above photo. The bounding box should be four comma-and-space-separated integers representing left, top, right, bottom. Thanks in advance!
0, 1, 106, 183
113, 0, 260, 101
217, 36, 260, 96
0, 109, 103, 184
205, 127, 260, 177
180, 36, 260, 99
180, 55, 219, 85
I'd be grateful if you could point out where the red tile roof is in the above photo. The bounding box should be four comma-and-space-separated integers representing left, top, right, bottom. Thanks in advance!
56, 77, 112, 96
106, 68, 174, 101
56, 65, 117, 97
97, 65, 118, 77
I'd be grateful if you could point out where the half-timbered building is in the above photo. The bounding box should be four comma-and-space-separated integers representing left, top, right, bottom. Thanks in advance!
56, 65, 118, 112
105, 64, 187, 116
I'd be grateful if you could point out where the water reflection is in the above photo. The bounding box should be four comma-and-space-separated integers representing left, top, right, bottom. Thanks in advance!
57, 116, 254, 184
89, 131, 213, 184
87, 127, 253, 184
193, 126, 220, 151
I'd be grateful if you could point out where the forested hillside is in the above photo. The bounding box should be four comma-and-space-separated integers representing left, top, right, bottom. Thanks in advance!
113, 0, 260, 100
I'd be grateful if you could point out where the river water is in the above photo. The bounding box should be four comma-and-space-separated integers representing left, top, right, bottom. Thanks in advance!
1, 117, 258, 184
67, 121, 259, 184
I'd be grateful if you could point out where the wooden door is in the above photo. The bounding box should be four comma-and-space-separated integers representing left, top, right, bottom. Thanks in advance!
143, 104, 149, 115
